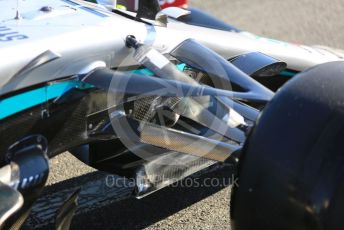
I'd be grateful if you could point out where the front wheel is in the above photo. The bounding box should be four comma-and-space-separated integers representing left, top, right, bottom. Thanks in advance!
230, 61, 344, 230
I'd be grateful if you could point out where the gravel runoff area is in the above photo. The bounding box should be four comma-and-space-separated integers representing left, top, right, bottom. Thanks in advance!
25, 0, 344, 229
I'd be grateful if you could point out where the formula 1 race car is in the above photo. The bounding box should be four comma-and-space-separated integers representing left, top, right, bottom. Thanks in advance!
0, 0, 343, 229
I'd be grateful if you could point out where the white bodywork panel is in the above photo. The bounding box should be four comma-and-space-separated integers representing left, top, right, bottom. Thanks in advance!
0, 0, 342, 96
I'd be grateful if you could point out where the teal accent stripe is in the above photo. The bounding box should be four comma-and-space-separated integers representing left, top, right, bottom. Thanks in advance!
131, 68, 155, 76
0, 63, 185, 121
177, 63, 187, 71
0, 87, 47, 120
131, 63, 186, 76
280, 70, 298, 78
0, 81, 93, 120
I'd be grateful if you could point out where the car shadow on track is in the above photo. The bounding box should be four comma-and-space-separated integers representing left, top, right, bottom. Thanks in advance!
26, 165, 235, 230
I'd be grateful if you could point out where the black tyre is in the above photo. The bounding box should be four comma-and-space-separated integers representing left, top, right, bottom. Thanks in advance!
231, 61, 344, 230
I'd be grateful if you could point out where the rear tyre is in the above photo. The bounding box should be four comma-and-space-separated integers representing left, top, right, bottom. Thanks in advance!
230, 61, 344, 230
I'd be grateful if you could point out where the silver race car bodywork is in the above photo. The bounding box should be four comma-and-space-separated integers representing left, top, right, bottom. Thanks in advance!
0, 0, 343, 228
0, 0, 342, 96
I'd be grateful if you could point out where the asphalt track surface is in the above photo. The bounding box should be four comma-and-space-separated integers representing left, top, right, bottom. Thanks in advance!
25, 0, 344, 229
